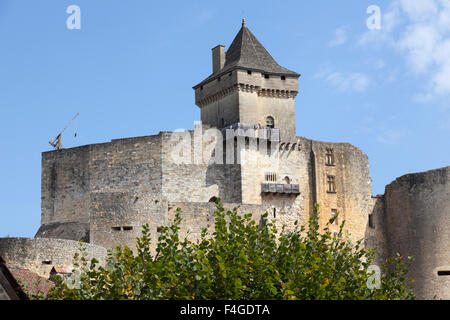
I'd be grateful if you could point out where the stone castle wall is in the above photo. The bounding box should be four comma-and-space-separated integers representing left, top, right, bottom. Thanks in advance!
41, 146, 91, 225
312, 140, 374, 242
384, 166, 450, 300
40, 127, 376, 250
364, 196, 388, 266
0, 238, 107, 278
41, 134, 163, 232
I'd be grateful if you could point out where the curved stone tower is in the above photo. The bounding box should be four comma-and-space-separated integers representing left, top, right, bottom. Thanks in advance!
384, 166, 450, 299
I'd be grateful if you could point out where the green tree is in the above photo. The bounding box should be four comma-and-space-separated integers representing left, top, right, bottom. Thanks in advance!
46, 201, 415, 300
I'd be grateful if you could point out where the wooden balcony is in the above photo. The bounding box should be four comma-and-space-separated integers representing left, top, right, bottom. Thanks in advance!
261, 183, 300, 195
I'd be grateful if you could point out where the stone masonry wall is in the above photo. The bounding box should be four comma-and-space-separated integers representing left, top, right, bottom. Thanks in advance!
0, 238, 107, 278
90, 192, 168, 250
312, 140, 374, 243
41, 146, 90, 225
41, 134, 164, 237
384, 166, 450, 299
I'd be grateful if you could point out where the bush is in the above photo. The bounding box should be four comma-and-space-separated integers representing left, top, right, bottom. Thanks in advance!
46, 201, 415, 300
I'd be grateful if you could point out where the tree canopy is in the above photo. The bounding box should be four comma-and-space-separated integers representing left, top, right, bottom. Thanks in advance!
46, 201, 415, 300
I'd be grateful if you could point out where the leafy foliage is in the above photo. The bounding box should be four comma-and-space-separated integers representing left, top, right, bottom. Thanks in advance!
46, 202, 415, 300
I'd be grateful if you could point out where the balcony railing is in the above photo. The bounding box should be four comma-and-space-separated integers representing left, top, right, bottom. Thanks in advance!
220, 123, 280, 142
261, 183, 300, 195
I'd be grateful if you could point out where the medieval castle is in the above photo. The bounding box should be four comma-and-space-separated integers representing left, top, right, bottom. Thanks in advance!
0, 20, 448, 300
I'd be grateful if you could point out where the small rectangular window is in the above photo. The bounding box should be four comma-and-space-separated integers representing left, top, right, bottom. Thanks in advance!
438, 271, 450, 276
247, 70, 252, 75
42, 260, 52, 265
326, 148, 335, 166
265, 172, 277, 182
264, 74, 270, 79
229, 72, 232, 76
111, 227, 121, 231
217, 76, 221, 82
281, 76, 286, 80
327, 175, 336, 193
123, 226, 133, 231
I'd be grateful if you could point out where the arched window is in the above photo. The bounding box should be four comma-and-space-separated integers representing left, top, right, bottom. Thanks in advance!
209, 196, 218, 203
266, 116, 274, 128
284, 176, 291, 184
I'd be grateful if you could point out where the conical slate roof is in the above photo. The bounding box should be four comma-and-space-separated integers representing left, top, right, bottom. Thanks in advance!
224, 20, 299, 76
194, 20, 299, 88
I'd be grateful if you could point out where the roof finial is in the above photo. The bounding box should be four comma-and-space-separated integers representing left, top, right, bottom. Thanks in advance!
242, 18, 246, 27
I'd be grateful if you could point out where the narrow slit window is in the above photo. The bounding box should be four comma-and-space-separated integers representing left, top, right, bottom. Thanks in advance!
123, 226, 133, 231
438, 271, 450, 276
111, 227, 121, 231
369, 214, 375, 229
331, 209, 338, 225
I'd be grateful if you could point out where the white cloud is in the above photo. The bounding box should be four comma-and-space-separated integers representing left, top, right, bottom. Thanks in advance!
315, 66, 370, 93
359, 118, 411, 145
376, 127, 410, 145
359, 0, 450, 99
328, 26, 348, 47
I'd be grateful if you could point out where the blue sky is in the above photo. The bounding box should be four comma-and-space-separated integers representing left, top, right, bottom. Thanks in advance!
0, 0, 449, 237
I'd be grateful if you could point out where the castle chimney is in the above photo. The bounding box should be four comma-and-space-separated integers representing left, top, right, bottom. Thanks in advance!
212, 45, 225, 73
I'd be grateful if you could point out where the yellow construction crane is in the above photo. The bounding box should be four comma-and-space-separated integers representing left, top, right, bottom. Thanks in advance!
49, 113, 79, 150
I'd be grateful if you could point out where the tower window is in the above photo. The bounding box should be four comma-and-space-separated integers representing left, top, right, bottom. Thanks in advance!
200, 86, 203, 90
209, 196, 218, 203
264, 74, 270, 79
331, 209, 338, 225
281, 76, 286, 80
218, 76, 221, 82
265, 172, 277, 182
326, 148, 335, 166
229, 72, 232, 76
327, 176, 336, 193
266, 116, 275, 128
247, 70, 252, 75
284, 176, 291, 184
123, 226, 133, 231
438, 271, 450, 276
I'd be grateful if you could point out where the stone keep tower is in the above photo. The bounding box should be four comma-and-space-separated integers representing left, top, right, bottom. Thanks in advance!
193, 20, 300, 141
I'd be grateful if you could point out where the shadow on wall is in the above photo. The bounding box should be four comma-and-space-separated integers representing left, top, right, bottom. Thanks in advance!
205, 138, 242, 203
